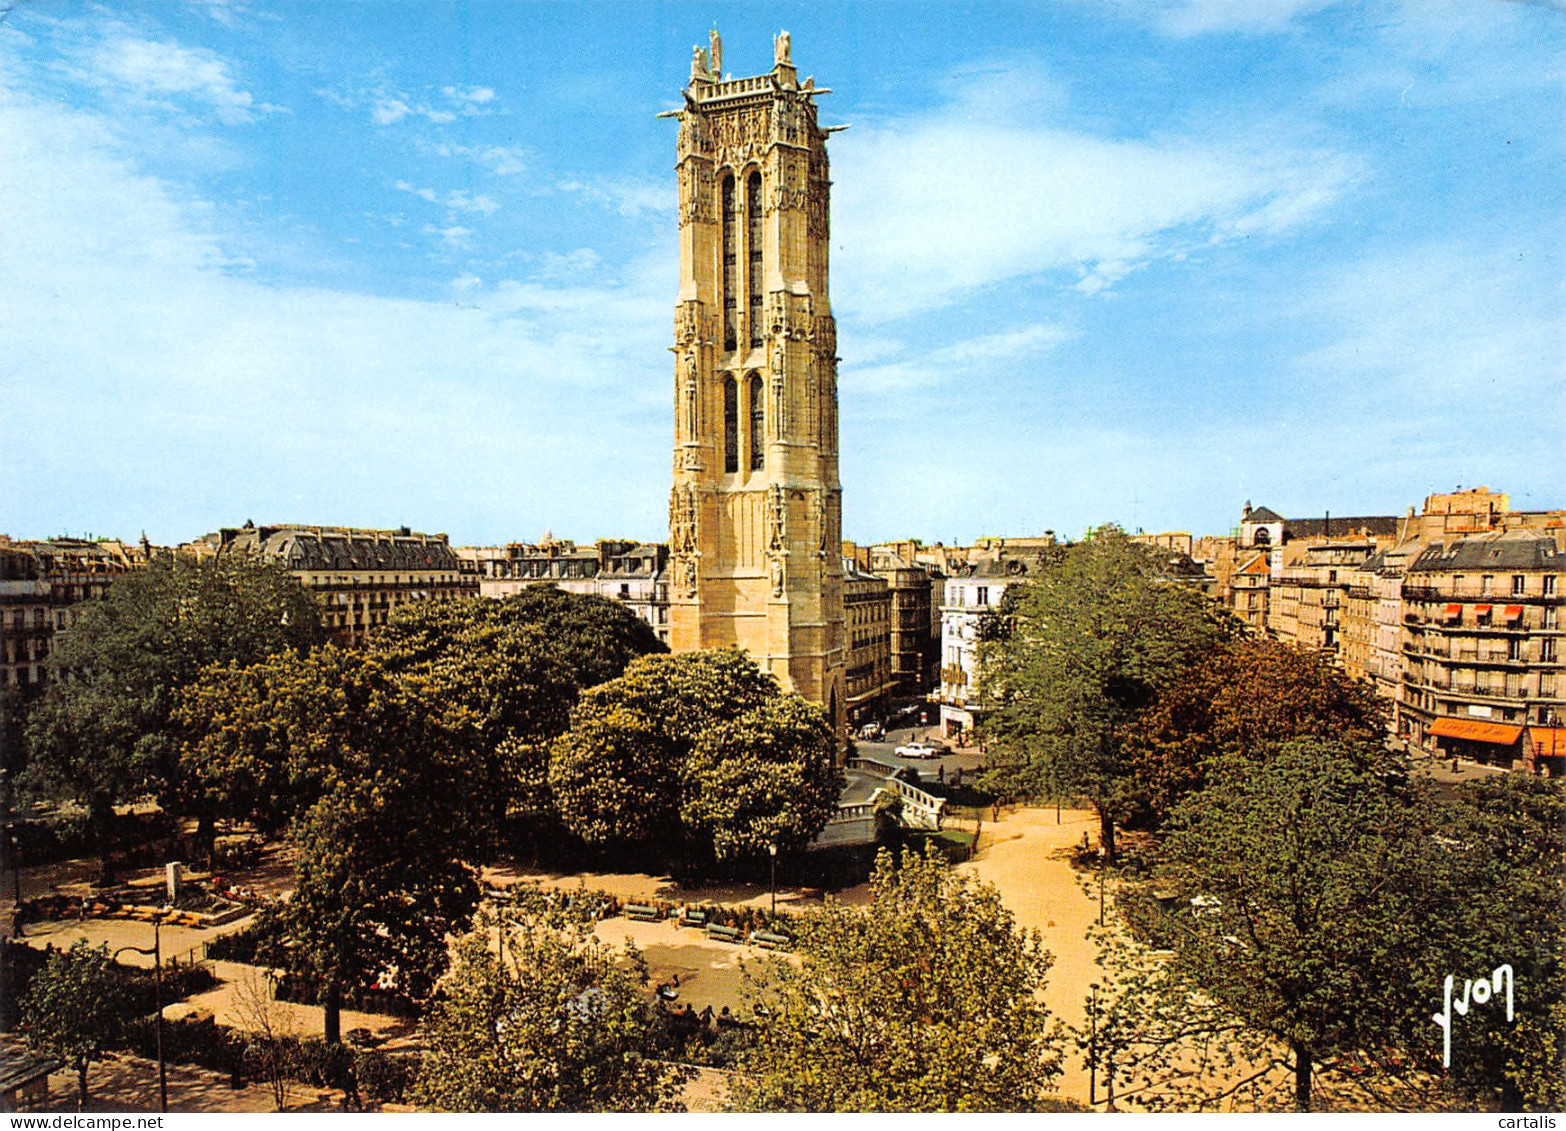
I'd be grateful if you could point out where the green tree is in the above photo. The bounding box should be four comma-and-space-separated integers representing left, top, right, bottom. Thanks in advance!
365, 589, 661, 850
180, 646, 485, 1042
730, 848, 1067, 1112
1124, 635, 1389, 822
1436, 773, 1565, 1111
371, 585, 665, 692
683, 694, 841, 860
548, 649, 840, 866
288, 773, 482, 1044
1103, 739, 1455, 1111
177, 645, 475, 836
412, 911, 689, 1112
20, 940, 127, 1109
979, 526, 1232, 857
24, 553, 322, 858
547, 710, 681, 850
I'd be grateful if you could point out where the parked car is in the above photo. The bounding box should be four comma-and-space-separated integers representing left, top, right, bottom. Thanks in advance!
858, 722, 885, 741
895, 740, 949, 760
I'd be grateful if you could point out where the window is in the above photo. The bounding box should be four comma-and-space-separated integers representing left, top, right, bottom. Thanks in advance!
1543, 638, 1558, 663
747, 172, 764, 348
1481, 575, 1493, 595
1546, 576, 1558, 596
976, 586, 989, 607
749, 373, 764, 470
1513, 575, 1527, 596
1509, 637, 1524, 661
721, 176, 738, 352
723, 376, 739, 473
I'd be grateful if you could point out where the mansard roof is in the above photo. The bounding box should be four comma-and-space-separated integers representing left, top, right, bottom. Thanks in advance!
216, 525, 459, 572
1285, 515, 1401, 539
1409, 531, 1564, 574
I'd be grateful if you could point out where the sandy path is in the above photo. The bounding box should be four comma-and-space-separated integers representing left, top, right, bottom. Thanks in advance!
959, 805, 1106, 1106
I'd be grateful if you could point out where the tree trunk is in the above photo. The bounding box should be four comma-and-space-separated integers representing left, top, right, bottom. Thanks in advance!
323, 982, 342, 1044
196, 809, 217, 867
1097, 806, 1117, 861
1292, 1040, 1312, 1112
90, 796, 117, 882
76, 1059, 89, 1110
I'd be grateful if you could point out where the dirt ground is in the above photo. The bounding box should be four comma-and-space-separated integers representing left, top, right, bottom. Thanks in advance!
11, 805, 1110, 1111
958, 805, 1106, 1106
27, 1050, 378, 1113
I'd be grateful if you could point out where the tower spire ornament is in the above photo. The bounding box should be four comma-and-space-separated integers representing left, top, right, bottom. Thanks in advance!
664, 32, 845, 737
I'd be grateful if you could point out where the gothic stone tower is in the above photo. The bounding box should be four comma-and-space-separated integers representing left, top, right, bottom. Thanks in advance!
666, 30, 846, 732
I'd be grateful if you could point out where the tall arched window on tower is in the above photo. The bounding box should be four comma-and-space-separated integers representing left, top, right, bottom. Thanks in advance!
723, 376, 739, 473
747, 171, 763, 348
748, 373, 764, 470
722, 176, 738, 352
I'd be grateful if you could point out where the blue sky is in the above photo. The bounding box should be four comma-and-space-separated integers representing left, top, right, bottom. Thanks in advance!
1, 1, 1561, 547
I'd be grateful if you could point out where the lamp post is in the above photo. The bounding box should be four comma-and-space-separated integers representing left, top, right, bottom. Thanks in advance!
114, 913, 167, 1113
1098, 846, 1106, 926
1088, 982, 1099, 1107
767, 844, 777, 918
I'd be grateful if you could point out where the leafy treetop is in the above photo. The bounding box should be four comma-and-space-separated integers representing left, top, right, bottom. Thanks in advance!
731, 847, 1069, 1112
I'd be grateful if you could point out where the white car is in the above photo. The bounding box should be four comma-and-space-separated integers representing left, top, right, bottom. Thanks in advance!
895, 740, 949, 760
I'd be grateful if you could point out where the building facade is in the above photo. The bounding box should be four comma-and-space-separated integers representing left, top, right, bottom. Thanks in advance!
1229, 552, 1271, 631
0, 537, 145, 689
868, 547, 935, 696
938, 555, 1047, 740
1399, 530, 1565, 765
1268, 541, 1377, 655
665, 31, 846, 729
456, 539, 670, 646
205, 524, 476, 646
842, 557, 895, 725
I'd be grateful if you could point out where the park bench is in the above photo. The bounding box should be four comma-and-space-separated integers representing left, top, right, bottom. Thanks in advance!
750, 930, 792, 951
679, 907, 707, 928
625, 903, 661, 922
705, 922, 741, 943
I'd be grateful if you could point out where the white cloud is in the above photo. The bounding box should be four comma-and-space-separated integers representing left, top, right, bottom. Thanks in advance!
75, 34, 282, 124
1298, 240, 1566, 402
443, 85, 496, 105
429, 141, 529, 177
558, 177, 672, 218
372, 97, 412, 125
0, 79, 674, 543
1141, 0, 1343, 37
848, 323, 1074, 395
329, 80, 494, 128
395, 181, 500, 216
832, 96, 1362, 320
184, 0, 248, 29
426, 223, 474, 247
534, 249, 603, 280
